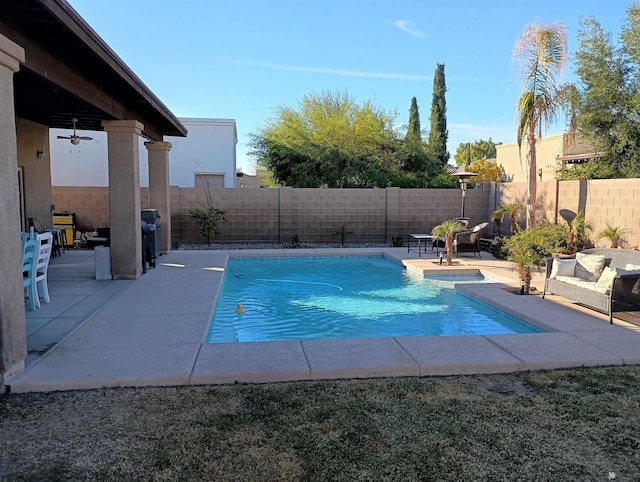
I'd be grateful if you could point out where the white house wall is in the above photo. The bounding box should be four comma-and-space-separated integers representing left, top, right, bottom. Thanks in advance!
50, 117, 237, 188
166, 118, 237, 188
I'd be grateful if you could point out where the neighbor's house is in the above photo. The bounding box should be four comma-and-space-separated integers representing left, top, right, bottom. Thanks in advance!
51, 117, 238, 188
0, 0, 186, 386
496, 133, 597, 183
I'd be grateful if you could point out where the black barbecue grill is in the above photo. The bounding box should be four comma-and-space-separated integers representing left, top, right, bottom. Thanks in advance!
141, 209, 161, 270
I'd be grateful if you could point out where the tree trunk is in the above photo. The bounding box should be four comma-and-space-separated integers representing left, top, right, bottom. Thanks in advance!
446, 235, 454, 265
527, 129, 537, 229
523, 267, 532, 293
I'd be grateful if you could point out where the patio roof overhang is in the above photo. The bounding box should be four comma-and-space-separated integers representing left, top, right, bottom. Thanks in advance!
556, 153, 602, 165
0, 0, 187, 140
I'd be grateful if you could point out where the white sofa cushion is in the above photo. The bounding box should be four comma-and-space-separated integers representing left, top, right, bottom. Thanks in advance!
555, 275, 610, 294
550, 258, 576, 279
625, 263, 640, 271
575, 253, 606, 282
597, 266, 617, 290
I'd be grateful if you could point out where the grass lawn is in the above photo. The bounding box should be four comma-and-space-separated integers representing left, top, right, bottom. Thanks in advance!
1, 366, 639, 481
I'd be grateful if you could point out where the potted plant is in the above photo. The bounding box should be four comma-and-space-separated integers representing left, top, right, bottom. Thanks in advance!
431, 219, 465, 266
504, 223, 567, 293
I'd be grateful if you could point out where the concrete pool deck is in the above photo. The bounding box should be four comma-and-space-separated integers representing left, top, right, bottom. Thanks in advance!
8, 248, 640, 393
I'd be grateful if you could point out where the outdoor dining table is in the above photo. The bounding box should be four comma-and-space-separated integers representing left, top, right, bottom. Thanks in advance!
407, 234, 440, 257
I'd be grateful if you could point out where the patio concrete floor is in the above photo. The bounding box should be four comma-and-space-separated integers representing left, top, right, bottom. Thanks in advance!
8, 247, 640, 393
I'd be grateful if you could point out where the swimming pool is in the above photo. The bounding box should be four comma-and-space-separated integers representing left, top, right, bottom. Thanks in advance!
207, 256, 542, 343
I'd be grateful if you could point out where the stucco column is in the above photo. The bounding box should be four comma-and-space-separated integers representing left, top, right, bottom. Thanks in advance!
0, 35, 26, 386
102, 119, 144, 280
145, 141, 172, 253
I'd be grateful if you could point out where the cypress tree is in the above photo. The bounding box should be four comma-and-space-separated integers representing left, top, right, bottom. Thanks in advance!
427, 63, 449, 167
405, 96, 421, 141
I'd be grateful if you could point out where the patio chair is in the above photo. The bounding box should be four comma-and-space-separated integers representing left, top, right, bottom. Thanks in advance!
22, 237, 38, 311
454, 222, 489, 257
34, 232, 53, 308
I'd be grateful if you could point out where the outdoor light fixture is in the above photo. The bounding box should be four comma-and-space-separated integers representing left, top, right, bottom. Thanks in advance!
520, 278, 525, 295
451, 168, 478, 218
439, 251, 444, 265
36, 150, 44, 158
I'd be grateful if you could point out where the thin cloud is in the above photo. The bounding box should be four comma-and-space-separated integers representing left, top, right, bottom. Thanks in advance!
218, 59, 431, 81
393, 20, 426, 39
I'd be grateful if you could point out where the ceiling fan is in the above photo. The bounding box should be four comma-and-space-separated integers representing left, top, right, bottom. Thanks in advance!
57, 118, 93, 145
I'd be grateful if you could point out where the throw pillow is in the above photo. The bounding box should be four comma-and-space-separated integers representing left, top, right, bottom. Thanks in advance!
550, 258, 577, 279
575, 253, 606, 282
597, 266, 617, 289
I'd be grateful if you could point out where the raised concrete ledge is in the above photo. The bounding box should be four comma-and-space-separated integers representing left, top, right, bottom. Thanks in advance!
395, 335, 524, 376
301, 338, 420, 380
190, 341, 310, 384
10, 344, 200, 393
485, 332, 625, 371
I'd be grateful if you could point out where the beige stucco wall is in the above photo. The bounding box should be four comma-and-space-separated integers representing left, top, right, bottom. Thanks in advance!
51, 180, 640, 249
496, 134, 595, 184
16, 118, 52, 229
53, 186, 492, 246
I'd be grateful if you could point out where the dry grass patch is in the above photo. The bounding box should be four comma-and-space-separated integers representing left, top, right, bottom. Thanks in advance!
1, 367, 639, 480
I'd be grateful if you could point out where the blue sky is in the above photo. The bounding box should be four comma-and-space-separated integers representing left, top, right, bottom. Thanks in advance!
68, 0, 629, 173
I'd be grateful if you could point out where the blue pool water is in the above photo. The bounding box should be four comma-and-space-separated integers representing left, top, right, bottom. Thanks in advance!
207, 256, 542, 343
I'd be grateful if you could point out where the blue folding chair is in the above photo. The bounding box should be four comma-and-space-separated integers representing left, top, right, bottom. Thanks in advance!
22, 238, 38, 311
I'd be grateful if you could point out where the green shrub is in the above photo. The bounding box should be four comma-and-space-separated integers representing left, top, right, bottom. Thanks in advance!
490, 236, 509, 260
189, 206, 226, 248
392, 236, 404, 247
504, 223, 568, 292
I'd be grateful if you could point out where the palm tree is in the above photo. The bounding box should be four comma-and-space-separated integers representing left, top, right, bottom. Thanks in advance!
501, 202, 526, 236
490, 206, 506, 237
432, 219, 465, 265
514, 22, 568, 229
596, 225, 629, 249
566, 211, 593, 254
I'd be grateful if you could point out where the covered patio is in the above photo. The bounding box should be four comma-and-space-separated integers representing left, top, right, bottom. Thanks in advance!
0, 0, 186, 386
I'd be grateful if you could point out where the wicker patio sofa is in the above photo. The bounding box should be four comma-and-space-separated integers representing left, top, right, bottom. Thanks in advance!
542, 248, 640, 324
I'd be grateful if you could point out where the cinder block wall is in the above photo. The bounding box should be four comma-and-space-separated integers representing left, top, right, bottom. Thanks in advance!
557, 179, 640, 249
51, 186, 148, 231
51, 180, 640, 248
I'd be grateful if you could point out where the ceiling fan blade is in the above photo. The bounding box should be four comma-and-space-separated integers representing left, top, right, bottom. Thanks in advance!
57, 136, 71, 139
79, 136, 93, 140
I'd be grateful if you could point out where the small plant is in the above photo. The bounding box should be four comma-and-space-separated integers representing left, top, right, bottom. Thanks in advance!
333, 225, 353, 248
596, 225, 630, 248
431, 219, 465, 266
189, 206, 226, 248
490, 236, 509, 260
504, 224, 568, 293
190, 162, 227, 248
392, 236, 404, 247
290, 234, 301, 248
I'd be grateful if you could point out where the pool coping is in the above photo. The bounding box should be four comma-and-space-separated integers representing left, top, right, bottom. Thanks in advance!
8, 248, 640, 393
